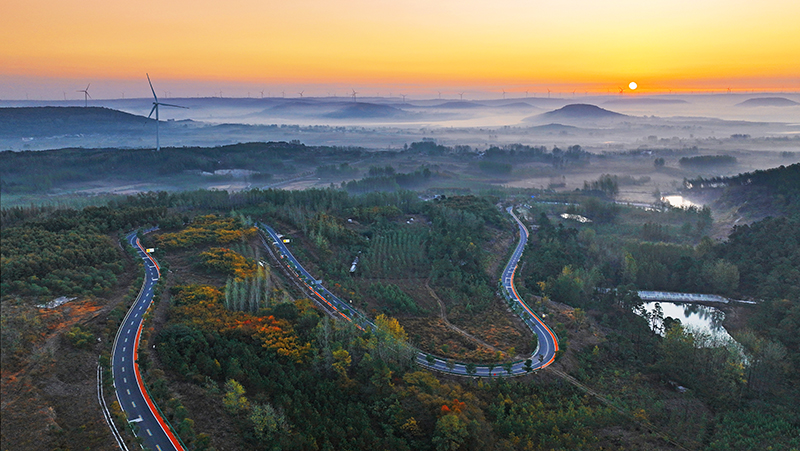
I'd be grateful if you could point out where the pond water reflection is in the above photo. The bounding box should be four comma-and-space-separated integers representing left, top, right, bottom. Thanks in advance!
640, 301, 736, 345
661, 195, 700, 209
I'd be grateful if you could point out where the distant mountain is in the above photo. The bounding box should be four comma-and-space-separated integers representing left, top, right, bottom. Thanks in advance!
496, 102, 538, 109
526, 123, 581, 131
324, 102, 408, 119
0, 107, 155, 138
735, 97, 800, 107
544, 104, 626, 118
429, 101, 487, 109
604, 98, 689, 105
522, 104, 628, 124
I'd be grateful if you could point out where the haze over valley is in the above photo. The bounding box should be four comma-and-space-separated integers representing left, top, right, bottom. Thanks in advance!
2, 0, 799, 450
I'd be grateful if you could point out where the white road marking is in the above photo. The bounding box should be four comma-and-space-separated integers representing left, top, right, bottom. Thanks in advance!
131, 401, 136, 407
147, 429, 153, 436
124, 338, 128, 343
122, 367, 125, 372
156, 445, 162, 451
127, 389, 131, 395
123, 347, 126, 352
122, 357, 125, 362
124, 377, 127, 383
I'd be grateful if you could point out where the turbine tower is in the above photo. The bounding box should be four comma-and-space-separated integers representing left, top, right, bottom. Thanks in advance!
147, 74, 187, 151
77, 84, 91, 107
401, 94, 406, 102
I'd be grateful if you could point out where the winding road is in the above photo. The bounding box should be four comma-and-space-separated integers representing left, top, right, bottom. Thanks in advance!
110, 230, 184, 451
259, 205, 559, 377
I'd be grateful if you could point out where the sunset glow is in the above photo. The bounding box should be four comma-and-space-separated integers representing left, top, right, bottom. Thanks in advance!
1, 0, 799, 98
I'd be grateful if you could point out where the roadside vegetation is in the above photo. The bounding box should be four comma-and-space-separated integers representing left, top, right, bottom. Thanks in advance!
2, 162, 799, 450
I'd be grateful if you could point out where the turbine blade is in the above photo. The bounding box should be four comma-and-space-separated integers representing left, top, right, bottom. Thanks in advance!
147, 74, 158, 101
148, 104, 157, 118
86, 92, 92, 99
159, 103, 188, 109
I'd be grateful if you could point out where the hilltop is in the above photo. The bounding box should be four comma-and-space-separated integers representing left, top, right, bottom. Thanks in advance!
735, 97, 800, 107
0, 107, 156, 138
543, 103, 627, 119
523, 103, 628, 124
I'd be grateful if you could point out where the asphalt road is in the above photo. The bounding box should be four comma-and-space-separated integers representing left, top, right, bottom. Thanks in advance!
259, 205, 559, 377
111, 230, 184, 451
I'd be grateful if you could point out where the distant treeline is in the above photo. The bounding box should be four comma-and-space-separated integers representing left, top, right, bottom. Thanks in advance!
342, 167, 434, 194
0, 140, 597, 195
0, 142, 368, 194
685, 163, 800, 217
678, 155, 737, 167
686, 162, 800, 190
315, 163, 360, 178
477, 161, 512, 175
482, 144, 591, 167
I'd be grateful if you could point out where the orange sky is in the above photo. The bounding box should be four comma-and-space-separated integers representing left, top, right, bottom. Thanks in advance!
1, 0, 799, 99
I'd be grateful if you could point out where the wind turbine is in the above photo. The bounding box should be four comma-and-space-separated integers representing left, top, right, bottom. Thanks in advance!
438, 91, 442, 99
351, 89, 358, 102
260, 90, 264, 99
458, 92, 465, 101
401, 94, 406, 102
63, 91, 67, 101
572, 90, 576, 97
147, 74, 187, 151
77, 84, 91, 107
502, 89, 506, 99
298, 90, 304, 98
618, 87, 624, 94
525, 90, 529, 98
547, 88, 551, 98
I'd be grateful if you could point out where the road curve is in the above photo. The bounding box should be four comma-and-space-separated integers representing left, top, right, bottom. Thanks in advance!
258, 205, 558, 377
110, 230, 185, 451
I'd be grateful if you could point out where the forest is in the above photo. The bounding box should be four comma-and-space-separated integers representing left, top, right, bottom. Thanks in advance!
2, 168, 799, 450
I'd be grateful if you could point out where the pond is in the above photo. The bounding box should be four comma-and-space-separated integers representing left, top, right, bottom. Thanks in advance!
639, 301, 739, 346
661, 195, 700, 209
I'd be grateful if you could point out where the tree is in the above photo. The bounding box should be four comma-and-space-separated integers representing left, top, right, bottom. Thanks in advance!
654, 157, 665, 167
704, 259, 740, 295
332, 348, 352, 379
465, 362, 477, 377
251, 402, 285, 440
223, 379, 249, 414
432, 414, 468, 451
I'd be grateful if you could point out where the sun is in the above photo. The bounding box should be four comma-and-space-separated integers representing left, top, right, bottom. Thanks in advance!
629, 81, 638, 90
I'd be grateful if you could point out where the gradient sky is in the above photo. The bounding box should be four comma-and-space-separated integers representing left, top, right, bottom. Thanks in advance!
2, 0, 799, 99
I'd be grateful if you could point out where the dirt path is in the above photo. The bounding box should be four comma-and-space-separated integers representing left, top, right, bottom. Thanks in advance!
425, 280, 503, 354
